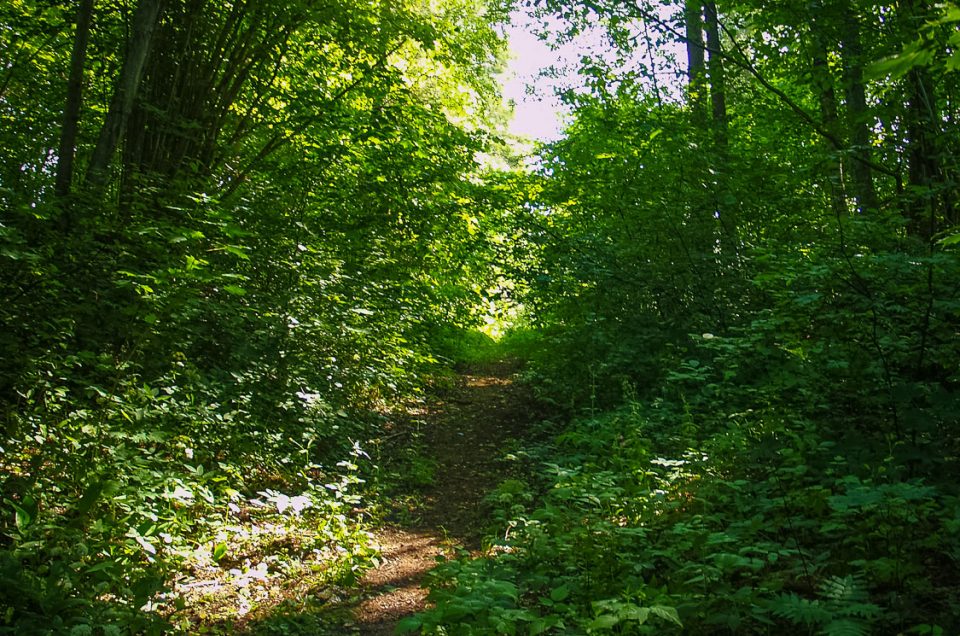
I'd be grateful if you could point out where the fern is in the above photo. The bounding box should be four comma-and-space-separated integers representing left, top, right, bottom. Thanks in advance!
822, 618, 869, 636
769, 593, 832, 627
819, 575, 868, 604
769, 576, 881, 635
769, 577, 882, 636
820, 575, 883, 621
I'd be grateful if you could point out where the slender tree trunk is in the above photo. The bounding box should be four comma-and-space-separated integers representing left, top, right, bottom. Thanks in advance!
905, 66, 940, 240
900, 0, 943, 239
684, 0, 706, 118
55, 0, 95, 199
840, 8, 878, 212
681, 4, 722, 313
702, 1, 737, 260
703, 1, 727, 145
85, 0, 164, 188
810, 0, 848, 218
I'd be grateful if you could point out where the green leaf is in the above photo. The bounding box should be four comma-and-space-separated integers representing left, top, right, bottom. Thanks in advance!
222, 285, 247, 296
939, 231, 960, 247
9, 495, 37, 531
650, 606, 683, 627
184, 255, 205, 271
13, 504, 32, 531
220, 244, 250, 260
531, 616, 565, 634
212, 542, 228, 562
589, 614, 620, 629
822, 618, 868, 636
945, 49, 960, 72
550, 585, 570, 602
85, 560, 117, 574
396, 615, 423, 634
134, 535, 157, 555
866, 41, 935, 79
935, 6, 960, 24
619, 607, 650, 623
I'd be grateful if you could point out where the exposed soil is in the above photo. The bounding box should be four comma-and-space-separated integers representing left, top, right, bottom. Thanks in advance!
353, 359, 537, 634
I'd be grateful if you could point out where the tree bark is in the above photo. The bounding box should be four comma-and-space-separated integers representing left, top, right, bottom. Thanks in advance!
809, 0, 848, 218
85, 0, 164, 188
840, 8, 878, 212
703, 1, 727, 145
684, 0, 706, 118
55, 0, 95, 199
900, 0, 944, 239
702, 1, 736, 258
905, 66, 940, 240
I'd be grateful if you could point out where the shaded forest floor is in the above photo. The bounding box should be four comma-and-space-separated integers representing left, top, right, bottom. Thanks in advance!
354, 359, 538, 634
172, 357, 540, 633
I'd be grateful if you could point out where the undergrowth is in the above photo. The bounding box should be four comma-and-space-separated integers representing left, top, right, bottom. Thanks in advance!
0, 357, 385, 634
429, 326, 543, 370
407, 331, 960, 635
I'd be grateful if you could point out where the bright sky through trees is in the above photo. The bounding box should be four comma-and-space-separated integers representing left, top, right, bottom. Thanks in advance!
500, 9, 670, 143
501, 7, 687, 144
501, 9, 615, 142
501, 11, 567, 141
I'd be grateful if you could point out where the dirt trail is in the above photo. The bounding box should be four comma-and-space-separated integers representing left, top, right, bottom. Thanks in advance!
353, 360, 535, 635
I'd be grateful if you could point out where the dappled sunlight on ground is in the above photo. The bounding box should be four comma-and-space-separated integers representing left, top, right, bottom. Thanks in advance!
351, 360, 538, 633
355, 530, 451, 634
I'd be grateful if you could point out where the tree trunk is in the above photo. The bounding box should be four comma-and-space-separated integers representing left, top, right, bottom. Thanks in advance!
809, 0, 848, 218
900, 0, 943, 239
85, 0, 164, 188
55, 0, 95, 200
905, 66, 940, 240
840, 8, 878, 213
702, 1, 737, 258
703, 1, 727, 145
684, 0, 706, 117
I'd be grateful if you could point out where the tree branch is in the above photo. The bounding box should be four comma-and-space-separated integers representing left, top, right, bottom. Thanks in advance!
221, 39, 409, 199
628, 1, 898, 179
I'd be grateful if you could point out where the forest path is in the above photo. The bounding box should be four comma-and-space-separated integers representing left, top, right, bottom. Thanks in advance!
352, 359, 537, 635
